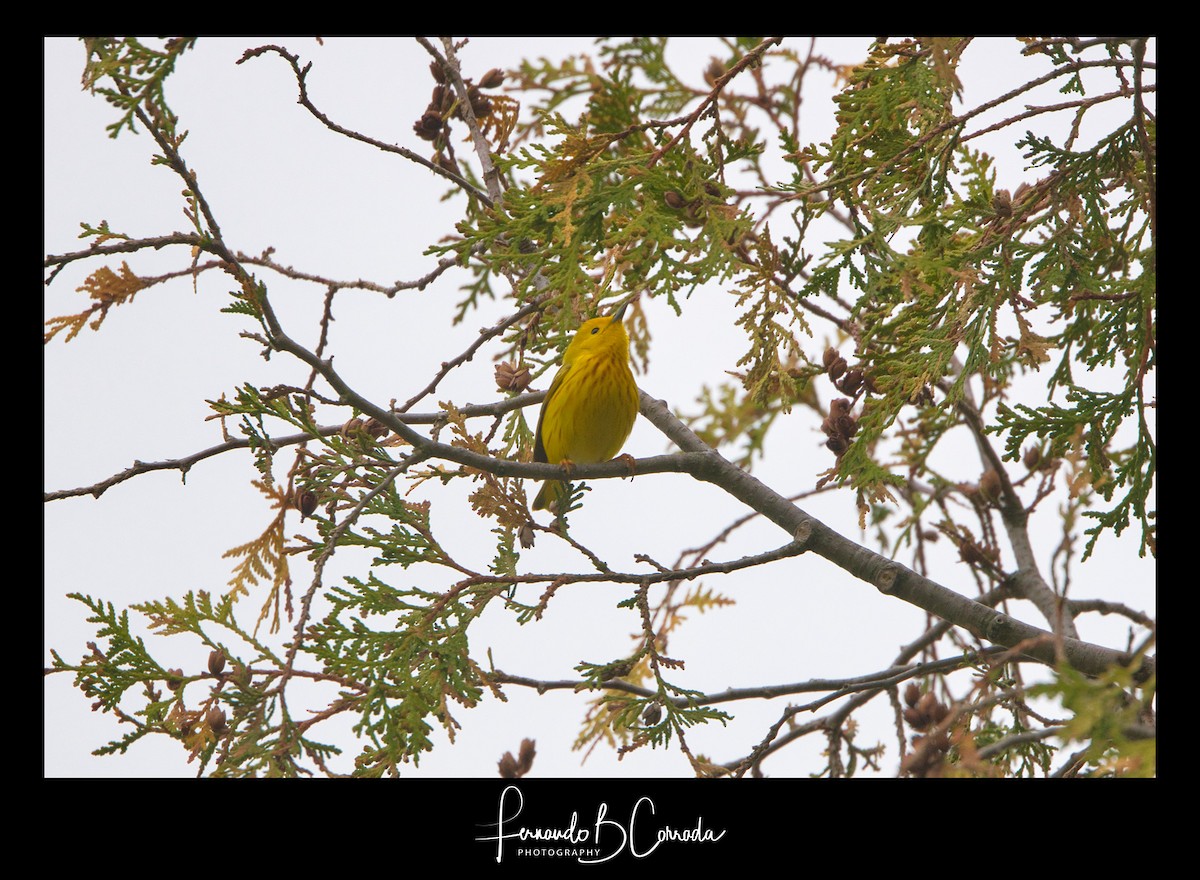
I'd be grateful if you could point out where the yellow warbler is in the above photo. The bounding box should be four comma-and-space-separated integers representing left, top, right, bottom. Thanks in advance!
532, 300, 639, 512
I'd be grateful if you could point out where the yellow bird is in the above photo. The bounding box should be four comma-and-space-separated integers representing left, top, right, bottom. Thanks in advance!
532, 300, 639, 512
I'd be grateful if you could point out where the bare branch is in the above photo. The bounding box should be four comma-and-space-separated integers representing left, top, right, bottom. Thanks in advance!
239, 43, 491, 206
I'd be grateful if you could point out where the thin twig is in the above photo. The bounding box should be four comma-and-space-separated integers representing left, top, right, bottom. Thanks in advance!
395, 294, 549, 413
976, 725, 1066, 761
960, 86, 1155, 144
647, 37, 784, 167
424, 38, 505, 205
239, 44, 491, 206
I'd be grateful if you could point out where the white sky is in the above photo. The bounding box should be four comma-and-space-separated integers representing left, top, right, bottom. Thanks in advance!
44, 37, 1155, 778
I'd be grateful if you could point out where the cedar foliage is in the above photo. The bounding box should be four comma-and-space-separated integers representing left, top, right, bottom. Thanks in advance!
45, 37, 1155, 777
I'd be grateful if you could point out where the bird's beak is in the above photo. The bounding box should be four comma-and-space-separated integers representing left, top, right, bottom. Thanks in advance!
610, 293, 638, 322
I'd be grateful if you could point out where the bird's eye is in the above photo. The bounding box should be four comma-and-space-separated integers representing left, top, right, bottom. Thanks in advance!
591, 326, 600, 335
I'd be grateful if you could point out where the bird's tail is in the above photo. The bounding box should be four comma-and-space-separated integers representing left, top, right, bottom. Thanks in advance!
532, 479, 568, 512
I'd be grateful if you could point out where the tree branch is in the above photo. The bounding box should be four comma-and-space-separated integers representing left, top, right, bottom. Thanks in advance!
646, 37, 783, 167
488, 648, 1008, 710
947, 370, 1078, 640
239, 43, 491, 206
425, 37, 505, 205
235, 269, 1159, 683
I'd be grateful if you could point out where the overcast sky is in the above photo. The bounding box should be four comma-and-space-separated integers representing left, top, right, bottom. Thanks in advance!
44, 37, 1155, 778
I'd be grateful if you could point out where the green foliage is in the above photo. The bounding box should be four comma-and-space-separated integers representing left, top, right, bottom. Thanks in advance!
52, 594, 172, 716
688, 381, 781, 468
49, 591, 341, 775
782, 39, 1155, 545
572, 586, 733, 764
308, 573, 492, 776
81, 37, 196, 138
988, 123, 1156, 558
1030, 662, 1157, 777
46, 36, 1154, 777
444, 43, 761, 363
972, 716, 1055, 778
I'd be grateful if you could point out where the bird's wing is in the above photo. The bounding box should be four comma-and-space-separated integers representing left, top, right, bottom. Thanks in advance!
533, 360, 573, 463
